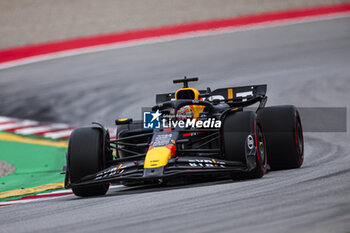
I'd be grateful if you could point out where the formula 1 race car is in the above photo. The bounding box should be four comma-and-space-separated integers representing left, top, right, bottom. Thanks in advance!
63, 77, 304, 197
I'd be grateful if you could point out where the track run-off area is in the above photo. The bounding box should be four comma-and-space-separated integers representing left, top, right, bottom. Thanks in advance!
0, 4, 350, 233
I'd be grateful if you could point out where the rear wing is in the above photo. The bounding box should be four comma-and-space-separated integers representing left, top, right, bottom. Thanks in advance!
211, 84, 266, 101
156, 84, 267, 106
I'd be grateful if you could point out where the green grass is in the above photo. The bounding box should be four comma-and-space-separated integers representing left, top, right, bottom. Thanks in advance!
0, 138, 66, 195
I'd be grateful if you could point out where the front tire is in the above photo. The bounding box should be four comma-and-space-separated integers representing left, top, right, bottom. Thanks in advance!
68, 127, 109, 197
223, 111, 267, 180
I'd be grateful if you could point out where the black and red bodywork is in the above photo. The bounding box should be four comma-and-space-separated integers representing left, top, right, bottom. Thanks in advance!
65, 81, 271, 188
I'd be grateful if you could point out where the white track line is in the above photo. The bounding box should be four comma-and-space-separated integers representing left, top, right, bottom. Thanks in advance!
0, 120, 38, 130
43, 129, 74, 139
0, 116, 17, 123
0, 115, 74, 139
0, 194, 71, 207
15, 124, 70, 135
0, 185, 123, 207
0, 13, 349, 71
0, 115, 108, 139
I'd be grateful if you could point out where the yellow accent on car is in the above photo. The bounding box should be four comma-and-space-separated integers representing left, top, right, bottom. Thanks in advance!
175, 87, 200, 100
228, 88, 233, 103
175, 87, 205, 119
191, 105, 205, 119
144, 147, 172, 168
115, 118, 132, 125
231, 107, 239, 111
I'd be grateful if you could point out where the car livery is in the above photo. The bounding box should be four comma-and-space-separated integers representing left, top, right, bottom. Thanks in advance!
63, 77, 304, 197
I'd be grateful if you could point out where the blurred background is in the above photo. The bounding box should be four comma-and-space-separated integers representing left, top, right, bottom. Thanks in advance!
1, 1, 350, 232
1, 0, 349, 128
1, 0, 348, 49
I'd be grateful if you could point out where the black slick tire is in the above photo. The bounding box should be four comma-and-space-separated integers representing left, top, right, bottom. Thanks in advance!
68, 127, 109, 197
223, 111, 267, 180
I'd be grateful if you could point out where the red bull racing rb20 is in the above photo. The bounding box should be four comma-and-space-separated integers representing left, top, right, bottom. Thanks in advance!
63, 77, 304, 197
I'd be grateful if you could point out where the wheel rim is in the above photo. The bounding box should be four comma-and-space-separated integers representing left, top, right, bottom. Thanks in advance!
295, 117, 304, 158
256, 123, 266, 168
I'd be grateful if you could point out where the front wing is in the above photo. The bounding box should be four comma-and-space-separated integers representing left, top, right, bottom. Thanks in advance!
68, 157, 248, 188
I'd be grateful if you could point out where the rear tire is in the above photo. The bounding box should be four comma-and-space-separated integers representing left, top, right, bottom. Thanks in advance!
68, 127, 109, 197
223, 111, 267, 179
258, 105, 304, 170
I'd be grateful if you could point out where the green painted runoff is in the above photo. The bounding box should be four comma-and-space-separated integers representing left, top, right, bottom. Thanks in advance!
0, 139, 66, 193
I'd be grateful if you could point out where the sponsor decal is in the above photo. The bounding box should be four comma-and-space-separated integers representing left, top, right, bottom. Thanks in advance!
162, 118, 221, 129
188, 159, 226, 168
143, 108, 221, 129
95, 163, 125, 180
152, 133, 174, 147
247, 135, 254, 150
143, 110, 162, 129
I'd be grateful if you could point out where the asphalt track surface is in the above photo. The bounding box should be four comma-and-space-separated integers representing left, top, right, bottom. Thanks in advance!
1, 17, 350, 233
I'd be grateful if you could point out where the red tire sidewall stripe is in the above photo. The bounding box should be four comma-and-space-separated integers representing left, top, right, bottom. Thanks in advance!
294, 109, 304, 165
260, 121, 268, 171
254, 119, 266, 174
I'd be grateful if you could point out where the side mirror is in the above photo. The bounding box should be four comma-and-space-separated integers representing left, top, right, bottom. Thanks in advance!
115, 118, 133, 125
